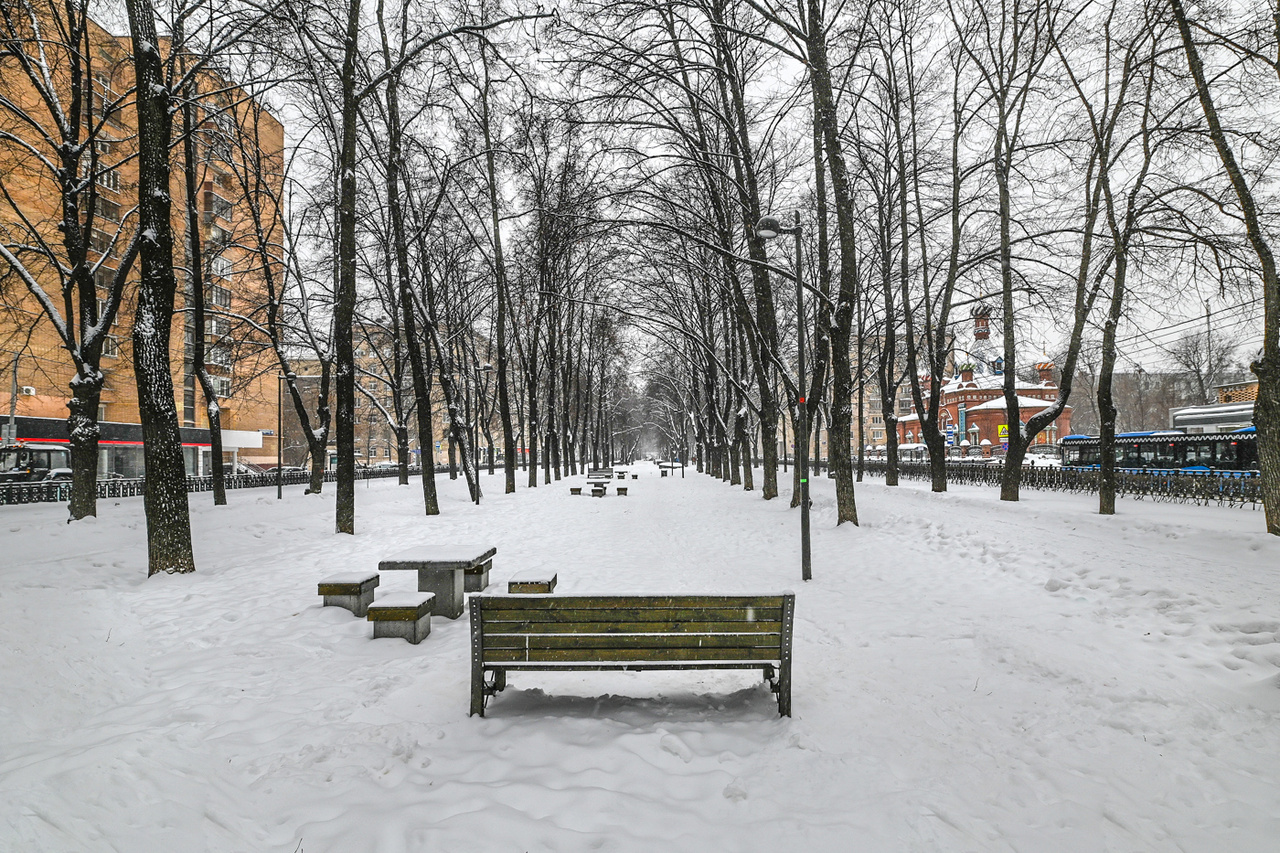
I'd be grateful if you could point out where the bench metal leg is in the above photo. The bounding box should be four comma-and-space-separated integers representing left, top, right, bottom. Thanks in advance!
469, 597, 486, 717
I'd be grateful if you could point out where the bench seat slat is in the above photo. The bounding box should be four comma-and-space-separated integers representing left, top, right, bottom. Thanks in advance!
483, 633, 780, 651
482, 661, 771, 672
481, 595, 785, 610
483, 607, 781, 624
483, 647, 781, 663
482, 620, 783, 635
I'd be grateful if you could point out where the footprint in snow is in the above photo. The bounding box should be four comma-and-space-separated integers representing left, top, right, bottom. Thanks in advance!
659, 733, 693, 763
723, 778, 748, 801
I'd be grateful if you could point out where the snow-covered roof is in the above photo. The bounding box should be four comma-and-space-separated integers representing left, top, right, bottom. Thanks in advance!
939, 373, 1057, 396
967, 395, 1068, 413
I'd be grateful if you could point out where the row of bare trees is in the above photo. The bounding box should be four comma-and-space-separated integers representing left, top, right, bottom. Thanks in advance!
4, 0, 1280, 576
550, 0, 1280, 536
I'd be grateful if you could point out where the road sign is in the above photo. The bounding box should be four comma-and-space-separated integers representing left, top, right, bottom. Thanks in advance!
997, 424, 1009, 439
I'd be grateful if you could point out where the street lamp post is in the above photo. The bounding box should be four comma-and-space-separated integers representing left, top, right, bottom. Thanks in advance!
756, 211, 811, 582
277, 371, 294, 499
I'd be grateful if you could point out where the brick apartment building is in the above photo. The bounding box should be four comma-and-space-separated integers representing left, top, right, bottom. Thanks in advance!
0, 13, 284, 476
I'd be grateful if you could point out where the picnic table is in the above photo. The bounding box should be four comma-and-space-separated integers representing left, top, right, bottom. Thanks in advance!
379, 546, 496, 619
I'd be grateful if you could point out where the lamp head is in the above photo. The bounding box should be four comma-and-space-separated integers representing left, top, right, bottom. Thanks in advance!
755, 215, 783, 240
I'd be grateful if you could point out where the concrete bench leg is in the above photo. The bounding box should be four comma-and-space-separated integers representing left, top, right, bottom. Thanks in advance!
323, 589, 375, 617
464, 559, 492, 593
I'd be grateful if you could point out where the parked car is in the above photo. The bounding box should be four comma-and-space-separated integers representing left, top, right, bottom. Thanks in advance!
42, 467, 73, 481
264, 465, 308, 475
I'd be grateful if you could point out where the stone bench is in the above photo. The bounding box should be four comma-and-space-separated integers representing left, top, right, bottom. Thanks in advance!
317, 572, 380, 617
508, 571, 557, 594
367, 593, 434, 644
379, 546, 497, 619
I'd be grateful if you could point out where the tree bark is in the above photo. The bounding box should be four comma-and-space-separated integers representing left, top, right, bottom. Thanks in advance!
125, 0, 194, 574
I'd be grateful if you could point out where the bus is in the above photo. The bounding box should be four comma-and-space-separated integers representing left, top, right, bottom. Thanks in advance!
1059, 429, 1259, 473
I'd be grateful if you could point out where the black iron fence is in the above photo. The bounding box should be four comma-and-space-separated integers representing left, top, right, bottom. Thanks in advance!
0, 465, 449, 507
861, 461, 1263, 508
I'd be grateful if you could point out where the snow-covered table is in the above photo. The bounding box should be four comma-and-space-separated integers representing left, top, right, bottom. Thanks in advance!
379, 546, 496, 619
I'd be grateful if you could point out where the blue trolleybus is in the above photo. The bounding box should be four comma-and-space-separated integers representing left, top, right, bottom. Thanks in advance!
1059, 429, 1259, 474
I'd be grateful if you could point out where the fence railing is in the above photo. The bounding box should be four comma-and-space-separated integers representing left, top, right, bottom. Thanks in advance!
860, 461, 1263, 508
0, 465, 449, 507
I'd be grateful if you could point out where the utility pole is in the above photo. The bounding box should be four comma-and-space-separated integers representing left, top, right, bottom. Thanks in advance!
1205, 299, 1214, 401
4, 353, 17, 445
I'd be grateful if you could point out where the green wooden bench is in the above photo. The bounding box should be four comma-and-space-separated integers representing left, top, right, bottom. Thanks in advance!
468, 593, 795, 717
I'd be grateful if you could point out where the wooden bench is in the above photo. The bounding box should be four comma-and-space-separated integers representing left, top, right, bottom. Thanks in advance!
508, 571, 557, 594
631, 474, 638, 480
586, 468, 613, 479
616, 486, 628, 496
379, 546, 497, 619
367, 593, 434, 644
570, 487, 582, 495
317, 572, 380, 617
468, 593, 795, 717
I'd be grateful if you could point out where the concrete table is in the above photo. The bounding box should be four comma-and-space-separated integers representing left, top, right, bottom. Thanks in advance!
379, 546, 496, 619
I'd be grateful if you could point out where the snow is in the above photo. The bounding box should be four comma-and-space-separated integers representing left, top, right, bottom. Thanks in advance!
967, 394, 1059, 412
2, 463, 1279, 851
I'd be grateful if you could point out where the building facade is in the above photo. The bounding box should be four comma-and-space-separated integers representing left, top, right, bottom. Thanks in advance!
0, 14, 284, 476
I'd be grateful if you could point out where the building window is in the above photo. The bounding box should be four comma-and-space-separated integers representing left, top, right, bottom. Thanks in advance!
211, 375, 232, 398
208, 284, 231, 308
210, 254, 233, 280
93, 73, 121, 125
204, 192, 233, 224
97, 167, 120, 192
206, 344, 234, 369
102, 334, 119, 358
208, 316, 231, 338
88, 228, 116, 256
93, 197, 121, 222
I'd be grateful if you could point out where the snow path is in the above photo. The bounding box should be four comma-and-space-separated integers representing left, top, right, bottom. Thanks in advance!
1, 464, 1277, 851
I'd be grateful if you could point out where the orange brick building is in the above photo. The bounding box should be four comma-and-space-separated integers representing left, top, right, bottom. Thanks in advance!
896, 363, 1072, 456
0, 12, 284, 476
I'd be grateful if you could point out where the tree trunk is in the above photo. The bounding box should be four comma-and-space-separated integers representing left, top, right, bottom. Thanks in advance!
333, 0, 363, 534
125, 0, 194, 574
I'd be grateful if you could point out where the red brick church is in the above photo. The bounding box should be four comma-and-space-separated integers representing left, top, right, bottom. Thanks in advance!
893, 309, 1072, 456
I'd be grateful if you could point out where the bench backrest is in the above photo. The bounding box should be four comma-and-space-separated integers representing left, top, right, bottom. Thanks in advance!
471, 594, 794, 664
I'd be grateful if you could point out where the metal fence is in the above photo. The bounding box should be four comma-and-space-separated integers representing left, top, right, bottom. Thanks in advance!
0, 465, 449, 507
860, 461, 1263, 508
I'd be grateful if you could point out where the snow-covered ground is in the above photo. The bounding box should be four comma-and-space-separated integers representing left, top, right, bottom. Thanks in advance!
1, 463, 1278, 852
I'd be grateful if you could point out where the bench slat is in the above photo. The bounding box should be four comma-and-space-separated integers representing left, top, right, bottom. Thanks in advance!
483, 607, 781, 625
483, 633, 780, 651
481, 594, 785, 610
483, 620, 783, 635
483, 647, 781, 663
